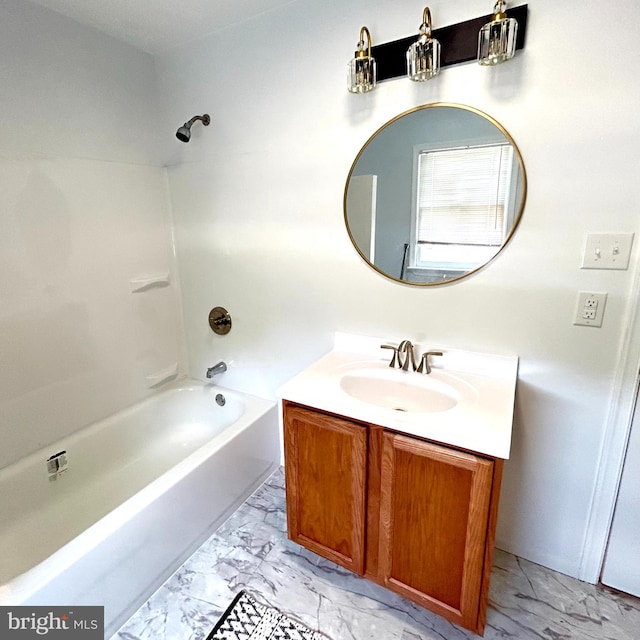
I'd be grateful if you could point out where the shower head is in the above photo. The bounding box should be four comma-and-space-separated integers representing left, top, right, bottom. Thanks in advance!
176, 114, 210, 142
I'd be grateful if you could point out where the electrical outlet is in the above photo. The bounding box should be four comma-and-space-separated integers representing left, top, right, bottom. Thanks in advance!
574, 291, 607, 327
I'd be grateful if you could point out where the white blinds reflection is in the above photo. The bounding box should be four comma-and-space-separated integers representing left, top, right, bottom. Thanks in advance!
417, 144, 513, 246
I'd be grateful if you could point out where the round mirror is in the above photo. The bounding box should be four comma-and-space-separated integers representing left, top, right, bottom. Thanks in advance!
344, 103, 527, 285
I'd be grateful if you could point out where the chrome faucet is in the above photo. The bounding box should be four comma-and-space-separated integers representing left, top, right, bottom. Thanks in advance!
206, 361, 227, 379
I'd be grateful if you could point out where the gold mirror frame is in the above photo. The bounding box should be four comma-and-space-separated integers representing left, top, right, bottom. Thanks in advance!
343, 103, 527, 286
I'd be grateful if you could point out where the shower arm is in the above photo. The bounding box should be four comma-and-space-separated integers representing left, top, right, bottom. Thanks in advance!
185, 114, 210, 127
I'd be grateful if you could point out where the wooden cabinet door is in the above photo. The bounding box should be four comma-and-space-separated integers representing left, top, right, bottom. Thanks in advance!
283, 403, 368, 575
378, 432, 494, 632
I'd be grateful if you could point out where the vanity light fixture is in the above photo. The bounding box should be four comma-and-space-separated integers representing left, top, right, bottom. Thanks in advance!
347, 26, 377, 93
352, 5, 527, 83
478, 0, 518, 65
406, 7, 441, 81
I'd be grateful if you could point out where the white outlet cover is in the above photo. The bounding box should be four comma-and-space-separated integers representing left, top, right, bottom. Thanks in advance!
574, 291, 608, 327
582, 233, 634, 270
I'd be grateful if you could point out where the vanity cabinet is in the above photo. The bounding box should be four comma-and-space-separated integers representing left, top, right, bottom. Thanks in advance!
283, 403, 368, 575
283, 401, 504, 636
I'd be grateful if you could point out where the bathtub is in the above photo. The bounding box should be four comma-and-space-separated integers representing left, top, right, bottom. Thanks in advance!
0, 379, 280, 638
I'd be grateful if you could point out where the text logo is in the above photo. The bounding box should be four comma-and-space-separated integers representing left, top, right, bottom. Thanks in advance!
1, 607, 103, 638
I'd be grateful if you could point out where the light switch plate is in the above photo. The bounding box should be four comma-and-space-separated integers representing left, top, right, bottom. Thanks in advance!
581, 233, 634, 270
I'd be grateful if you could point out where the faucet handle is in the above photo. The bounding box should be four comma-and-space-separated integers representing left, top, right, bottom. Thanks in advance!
416, 351, 444, 374
380, 344, 400, 368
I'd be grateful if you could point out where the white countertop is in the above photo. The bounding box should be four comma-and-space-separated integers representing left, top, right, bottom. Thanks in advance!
276, 333, 518, 459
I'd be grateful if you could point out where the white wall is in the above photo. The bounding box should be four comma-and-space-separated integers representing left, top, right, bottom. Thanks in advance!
0, 0, 185, 470
155, 0, 640, 581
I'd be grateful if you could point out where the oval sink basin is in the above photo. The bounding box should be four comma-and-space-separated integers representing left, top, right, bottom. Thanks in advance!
339, 368, 460, 413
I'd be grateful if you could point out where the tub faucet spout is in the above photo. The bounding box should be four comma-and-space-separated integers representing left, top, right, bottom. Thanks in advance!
206, 361, 227, 378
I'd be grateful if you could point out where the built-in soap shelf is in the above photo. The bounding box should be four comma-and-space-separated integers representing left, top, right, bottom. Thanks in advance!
129, 273, 170, 293
146, 362, 178, 388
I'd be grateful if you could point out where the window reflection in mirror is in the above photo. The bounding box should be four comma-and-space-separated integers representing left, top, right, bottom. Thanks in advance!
344, 103, 527, 286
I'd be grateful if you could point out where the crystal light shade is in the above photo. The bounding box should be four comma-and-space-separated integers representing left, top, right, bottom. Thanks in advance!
407, 7, 440, 81
348, 26, 376, 94
478, 0, 518, 65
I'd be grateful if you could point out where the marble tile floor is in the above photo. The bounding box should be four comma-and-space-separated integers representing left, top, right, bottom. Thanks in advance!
115, 468, 640, 640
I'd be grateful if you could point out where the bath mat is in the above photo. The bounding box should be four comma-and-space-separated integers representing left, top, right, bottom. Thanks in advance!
206, 590, 328, 640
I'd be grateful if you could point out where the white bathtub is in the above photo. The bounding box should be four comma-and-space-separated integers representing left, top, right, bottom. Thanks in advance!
0, 379, 280, 638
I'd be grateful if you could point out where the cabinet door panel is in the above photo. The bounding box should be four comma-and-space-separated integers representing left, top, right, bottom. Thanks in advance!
379, 433, 493, 630
283, 404, 367, 574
